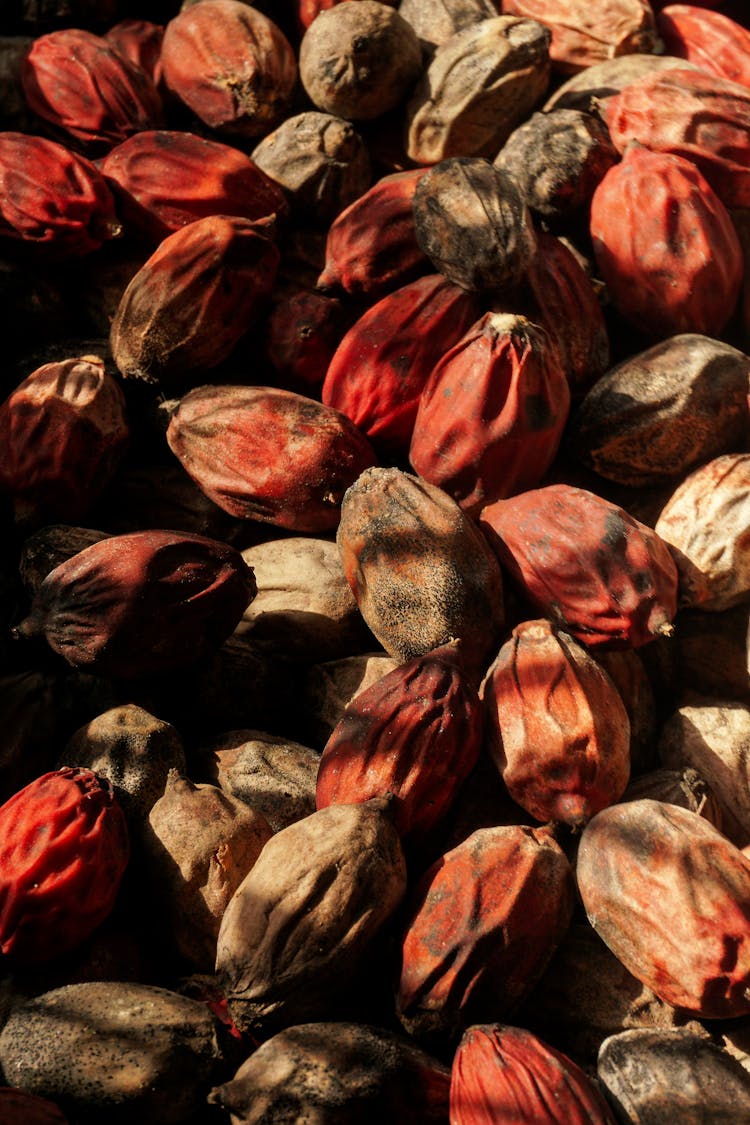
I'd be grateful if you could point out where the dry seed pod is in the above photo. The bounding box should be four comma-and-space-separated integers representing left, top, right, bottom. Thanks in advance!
500, 0, 660, 74
236, 536, 369, 662
144, 770, 273, 971
479, 484, 679, 649
658, 697, 750, 847
543, 53, 701, 115
197, 729, 320, 833
451, 1024, 617, 1124
623, 767, 723, 830
0, 356, 129, 529
0, 981, 223, 1124
299, 1, 422, 121
13, 530, 257, 679
161, 0, 296, 139
20, 525, 111, 594
316, 641, 483, 843
337, 467, 505, 685
483, 619, 631, 827
251, 111, 371, 223
405, 16, 551, 165
105, 19, 164, 88
657, 4, 750, 89
399, 0, 498, 55
597, 1028, 750, 1123
110, 214, 279, 386
264, 285, 350, 388
166, 384, 378, 533
409, 312, 570, 514
568, 334, 750, 488
216, 797, 407, 1036
412, 157, 537, 292
654, 453, 750, 611
577, 799, 750, 1018
209, 1021, 450, 1123
397, 824, 575, 1044
494, 108, 618, 220
301, 651, 402, 748
60, 704, 187, 825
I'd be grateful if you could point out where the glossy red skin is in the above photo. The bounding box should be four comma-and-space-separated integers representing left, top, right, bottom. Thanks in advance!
658, 5, 750, 88
0, 768, 129, 964
590, 146, 742, 338
22, 29, 163, 153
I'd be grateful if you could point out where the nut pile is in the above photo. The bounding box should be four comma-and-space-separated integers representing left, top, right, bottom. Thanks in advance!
0, 0, 749, 1122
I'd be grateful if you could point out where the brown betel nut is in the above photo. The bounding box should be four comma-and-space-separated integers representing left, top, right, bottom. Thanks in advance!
399, 0, 499, 56
405, 16, 552, 164
316, 641, 484, 844
526, 231, 610, 395
568, 333, 750, 488
577, 798, 750, 1018
450, 1024, 617, 1124
543, 53, 701, 116
13, 529, 257, 679
604, 66, 750, 209
110, 214, 279, 385
299, 1, 422, 121
0, 1087, 69, 1123
396, 824, 575, 1044
321, 274, 481, 459
209, 1021, 450, 1123
166, 383, 377, 532
19, 525, 111, 595
0, 355, 129, 529
409, 312, 570, 515
161, 0, 297, 139
0, 133, 121, 256
337, 467, 505, 686
657, 5, 750, 89
500, 0, 659, 75
654, 453, 750, 612
21, 28, 163, 153
479, 483, 679, 649
412, 158, 538, 293
482, 619, 631, 827
216, 797, 407, 1036
101, 130, 288, 243
0, 766, 129, 964
589, 146, 742, 338
317, 167, 429, 299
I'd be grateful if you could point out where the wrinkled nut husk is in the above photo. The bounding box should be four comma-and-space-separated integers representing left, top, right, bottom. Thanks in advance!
316, 641, 484, 844
19, 525, 111, 594
110, 214, 279, 386
482, 619, 631, 827
658, 697, 750, 848
301, 651, 402, 749
397, 824, 575, 1046
144, 770, 273, 972
59, 703, 187, 825
623, 768, 723, 831
543, 53, 700, 116
160, 0, 297, 138
0, 981, 224, 1124
299, 1, 422, 121
654, 454, 750, 612
166, 384, 378, 533
568, 334, 750, 488
405, 16, 551, 164
337, 467, 505, 687
501, 0, 660, 75
209, 1021, 451, 1123
105, 19, 164, 88
399, 0, 499, 56
216, 797, 407, 1037
516, 921, 709, 1072
450, 1024, 617, 1124
577, 799, 750, 1018
494, 107, 618, 220
597, 1028, 750, 1124
196, 728, 320, 833
412, 157, 538, 292
0, 356, 129, 530
657, 4, 750, 90
251, 111, 372, 224
235, 536, 371, 663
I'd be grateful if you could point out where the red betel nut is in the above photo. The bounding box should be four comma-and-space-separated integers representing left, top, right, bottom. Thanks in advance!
0, 767, 129, 965
657, 5, 750, 90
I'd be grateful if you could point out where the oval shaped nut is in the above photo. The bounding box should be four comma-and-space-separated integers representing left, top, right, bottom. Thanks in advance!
658, 5, 750, 90
577, 799, 750, 1019
405, 17, 551, 164
543, 53, 701, 115
399, 0, 499, 56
